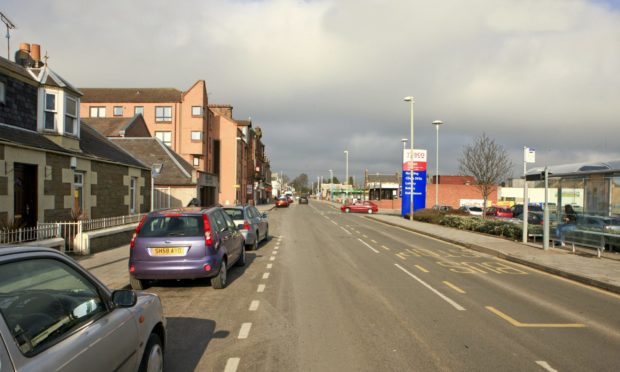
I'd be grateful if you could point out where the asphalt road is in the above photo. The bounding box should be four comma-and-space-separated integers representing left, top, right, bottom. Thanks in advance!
147, 201, 620, 371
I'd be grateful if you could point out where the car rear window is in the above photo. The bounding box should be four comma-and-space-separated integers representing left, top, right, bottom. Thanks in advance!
224, 209, 244, 220
138, 215, 204, 237
470, 207, 482, 212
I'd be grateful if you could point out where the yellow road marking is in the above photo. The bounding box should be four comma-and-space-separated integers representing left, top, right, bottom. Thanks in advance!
395, 252, 408, 260
443, 281, 466, 294
371, 239, 377, 244
415, 265, 429, 273
485, 306, 585, 328
381, 245, 390, 251
362, 234, 368, 238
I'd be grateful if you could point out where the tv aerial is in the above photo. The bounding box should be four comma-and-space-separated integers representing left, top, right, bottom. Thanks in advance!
1, 11, 17, 59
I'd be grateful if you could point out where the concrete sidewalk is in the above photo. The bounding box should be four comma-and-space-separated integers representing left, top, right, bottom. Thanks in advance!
73, 204, 276, 290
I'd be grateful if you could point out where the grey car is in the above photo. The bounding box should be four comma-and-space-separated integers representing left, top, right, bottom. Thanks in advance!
0, 246, 166, 372
224, 205, 269, 251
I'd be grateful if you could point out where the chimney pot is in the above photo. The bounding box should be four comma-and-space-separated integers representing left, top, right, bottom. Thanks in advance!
31, 44, 41, 63
19, 43, 31, 53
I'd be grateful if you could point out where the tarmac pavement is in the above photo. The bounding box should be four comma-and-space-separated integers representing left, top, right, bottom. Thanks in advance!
74, 201, 620, 296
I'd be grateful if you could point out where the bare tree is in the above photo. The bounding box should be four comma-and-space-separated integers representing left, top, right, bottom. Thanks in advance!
458, 133, 513, 217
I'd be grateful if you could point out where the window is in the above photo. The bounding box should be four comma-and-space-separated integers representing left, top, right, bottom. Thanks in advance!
89, 106, 106, 118
129, 177, 137, 214
192, 106, 203, 116
193, 156, 200, 166
191, 131, 202, 141
155, 106, 172, 122
113, 106, 123, 116
65, 96, 78, 135
74, 172, 84, 212
0, 258, 106, 356
134, 106, 144, 115
0, 81, 5, 104
155, 131, 172, 147
44, 93, 56, 130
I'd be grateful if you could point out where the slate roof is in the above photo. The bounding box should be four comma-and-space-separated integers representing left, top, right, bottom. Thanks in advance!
80, 88, 183, 103
109, 138, 196, 186
0, 56, 81, 96
82, 115, 151, 137
367, 174, 400, 183
0, 122, 148, 170
0, 56, 38, 83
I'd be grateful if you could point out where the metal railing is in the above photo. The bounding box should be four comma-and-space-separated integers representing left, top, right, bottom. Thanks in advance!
1, 213, 147, 252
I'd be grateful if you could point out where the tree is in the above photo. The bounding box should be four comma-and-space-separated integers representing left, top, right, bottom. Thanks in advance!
458, 133, 513, 217
331, 176, 340, 184
291, 173, 310, 194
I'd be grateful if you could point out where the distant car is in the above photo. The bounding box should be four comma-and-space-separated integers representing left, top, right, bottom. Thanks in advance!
511, 204, 543, 217
275, 196, 289, 208
432, 205, 454, 212
224, 205, 269, 251
286, 195, 294, 204
486, 206, 513, 218
459, 206, 483, 216
0, 246, 166, 372
299, 195, 309, 204
341, 201, 379, 214
129, 206, 246, 290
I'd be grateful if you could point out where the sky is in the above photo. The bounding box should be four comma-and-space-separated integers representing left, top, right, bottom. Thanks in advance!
3, 0, 619, 186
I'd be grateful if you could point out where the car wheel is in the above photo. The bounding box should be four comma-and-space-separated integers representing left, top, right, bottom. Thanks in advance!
211, 259, 227, 289
368, 209, 373, 214
345, 208, 350, 213
264, 225, 269, 241
236, 244, 246, 267
139, 333, 163, 372
130, 275, 148, 290
247, 236, 258, 251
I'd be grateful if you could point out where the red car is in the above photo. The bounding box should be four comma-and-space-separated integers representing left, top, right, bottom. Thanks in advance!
275, 196, 289, 208
486, 206, 513, 218
341, 201, 379, 214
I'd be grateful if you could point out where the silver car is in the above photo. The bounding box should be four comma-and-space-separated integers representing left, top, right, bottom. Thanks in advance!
0, 247, 166, 372
224, 205, 269, 251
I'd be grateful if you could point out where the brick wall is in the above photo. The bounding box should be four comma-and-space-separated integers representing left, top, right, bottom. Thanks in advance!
369, 184, 498, 211
0, 74, 38, 131
44, 153, 72, 221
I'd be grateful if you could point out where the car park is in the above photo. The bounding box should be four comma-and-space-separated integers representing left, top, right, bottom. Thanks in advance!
224, 205, 269, 251
341, 200, 379, 214
0, 246, 166, 372
129, 206, 245, 290
275, 196, 289, 207
299, 195, 309, 204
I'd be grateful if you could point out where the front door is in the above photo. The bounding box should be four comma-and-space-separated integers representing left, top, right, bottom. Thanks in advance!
13, 163, 38, 228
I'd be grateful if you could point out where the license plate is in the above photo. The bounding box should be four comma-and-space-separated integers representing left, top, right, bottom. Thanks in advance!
150, 247, 186, 256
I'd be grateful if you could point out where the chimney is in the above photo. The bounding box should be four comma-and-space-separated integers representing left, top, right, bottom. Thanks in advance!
15, 43, 32, 67
31, 44, 42, 67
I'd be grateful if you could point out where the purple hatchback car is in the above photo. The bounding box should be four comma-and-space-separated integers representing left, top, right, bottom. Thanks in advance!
129, 207, 245, 290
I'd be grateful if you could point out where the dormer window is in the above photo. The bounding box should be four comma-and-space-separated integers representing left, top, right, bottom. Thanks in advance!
44, 92, 57, 130
65, 96, 78, 135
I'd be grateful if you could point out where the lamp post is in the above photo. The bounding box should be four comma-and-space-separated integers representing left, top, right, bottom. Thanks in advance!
329, 169, 333, 202
150, 163, 163, 211
344, 150, 349, 203
432, 120, 443, 208
404, 96, 414, 221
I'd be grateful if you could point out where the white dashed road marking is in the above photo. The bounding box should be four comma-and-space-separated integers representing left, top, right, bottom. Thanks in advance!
257, 284, 266, 293
224, 358, 240, 372
270, 256, 276, 261
238, 323, 252, 339
395, 264, 466, 311
249, 300, 260, 311
536, 361, 557, 372
262, 272, 270, 279
358, 238, 380, 253
267, 263, 273, 269
340, 226, 352, 234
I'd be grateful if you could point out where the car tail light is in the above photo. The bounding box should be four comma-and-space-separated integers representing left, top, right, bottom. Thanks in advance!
202, 214, 214, 246
130, 215, 148, 249
203, 263, 212, 271
243, 220, 251, 231
129, 264, 135, 273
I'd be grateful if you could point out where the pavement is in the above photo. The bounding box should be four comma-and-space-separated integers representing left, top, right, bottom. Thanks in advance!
74, 201, 620, 296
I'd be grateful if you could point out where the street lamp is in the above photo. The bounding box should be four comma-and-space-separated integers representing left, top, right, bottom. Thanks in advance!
329, 169, 333, 202
344, 150, 349, 203
150, 163, 163, 211
432, 120, 443, 208
404, 96, 414, 221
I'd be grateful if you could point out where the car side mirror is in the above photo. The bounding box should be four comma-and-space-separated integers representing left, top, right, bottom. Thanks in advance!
112, 289, 137, 308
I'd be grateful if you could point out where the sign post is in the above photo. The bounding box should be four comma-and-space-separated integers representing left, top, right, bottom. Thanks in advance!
401, 149, 427, 217
523, 147, 535, 243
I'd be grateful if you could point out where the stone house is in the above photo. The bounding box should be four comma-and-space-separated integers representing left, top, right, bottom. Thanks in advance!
0, 44, 150, 227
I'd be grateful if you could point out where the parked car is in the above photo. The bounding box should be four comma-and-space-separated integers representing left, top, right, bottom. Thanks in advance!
341, 201, 379, 214
511, 204, 543, 218
275, 196, 289, 207
459, 206, 483, 216
224, 205, 269, 251
299, 195, 309, 204
0, 246, 166, 372
129, 206, 246, 290
286, 194, 294, 204
486, 206, 513, 218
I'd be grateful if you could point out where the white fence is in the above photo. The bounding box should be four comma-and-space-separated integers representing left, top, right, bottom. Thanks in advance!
0, 213, 147, 252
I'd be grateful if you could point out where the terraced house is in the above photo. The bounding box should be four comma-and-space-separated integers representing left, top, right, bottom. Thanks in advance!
0, 43, 150, 228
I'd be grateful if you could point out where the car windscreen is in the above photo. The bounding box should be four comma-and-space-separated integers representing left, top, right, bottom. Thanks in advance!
469, 207, 482, 212
137, 215, 204, 237
224, 209, 244, 220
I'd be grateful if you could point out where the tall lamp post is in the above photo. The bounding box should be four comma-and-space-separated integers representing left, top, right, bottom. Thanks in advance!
329, 169, 334, 202
432, 120, 443, 208
404, 96, 414, 221
150, 163, 163, 211
344, 150, 349, 203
